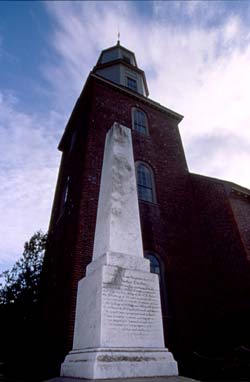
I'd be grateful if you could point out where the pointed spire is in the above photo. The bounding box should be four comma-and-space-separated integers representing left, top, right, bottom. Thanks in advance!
117, 28, 120, 45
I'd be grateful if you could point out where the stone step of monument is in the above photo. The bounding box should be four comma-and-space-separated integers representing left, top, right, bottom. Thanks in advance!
46, 376, 200, 382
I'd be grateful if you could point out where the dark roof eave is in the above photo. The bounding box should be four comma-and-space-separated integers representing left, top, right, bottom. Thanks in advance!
58, 72, 183, 151
190, 172, 250, 195
91, 73, 183, 122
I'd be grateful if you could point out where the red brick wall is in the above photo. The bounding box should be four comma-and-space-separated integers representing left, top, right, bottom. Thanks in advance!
189, 174, 250, 365
230, 188, 250, 261
40, 76, 250, 379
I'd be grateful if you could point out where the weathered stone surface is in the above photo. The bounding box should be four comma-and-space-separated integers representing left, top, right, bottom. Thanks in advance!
60, 123, 178, 379
61, 348, 178, 379
71, 265, 165, 350
47, 376, 199, 382
92, 122, 144, 261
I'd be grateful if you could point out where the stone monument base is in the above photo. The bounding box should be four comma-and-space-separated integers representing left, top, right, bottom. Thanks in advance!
60, 258, 178, 379
61, 347, 178, 379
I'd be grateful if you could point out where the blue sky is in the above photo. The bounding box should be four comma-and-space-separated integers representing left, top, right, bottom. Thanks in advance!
1, 1, 250, 275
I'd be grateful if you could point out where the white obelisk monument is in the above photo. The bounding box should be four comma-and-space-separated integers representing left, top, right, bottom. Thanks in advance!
61, 122, 178, 379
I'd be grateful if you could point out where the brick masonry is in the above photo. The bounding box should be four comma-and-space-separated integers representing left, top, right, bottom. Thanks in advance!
39, 75, 250, 380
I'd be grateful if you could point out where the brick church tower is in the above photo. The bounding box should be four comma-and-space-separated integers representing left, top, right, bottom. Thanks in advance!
41, 41, 250, 380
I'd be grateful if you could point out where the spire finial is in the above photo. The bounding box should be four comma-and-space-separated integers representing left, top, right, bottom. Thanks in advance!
117, 28, 120, 45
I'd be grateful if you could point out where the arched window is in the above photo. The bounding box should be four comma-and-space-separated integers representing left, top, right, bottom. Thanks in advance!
136, 162, 156, 203
132, 108, 148, 135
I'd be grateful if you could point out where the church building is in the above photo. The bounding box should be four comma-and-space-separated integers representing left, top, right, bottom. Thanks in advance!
40, 41, 250, 380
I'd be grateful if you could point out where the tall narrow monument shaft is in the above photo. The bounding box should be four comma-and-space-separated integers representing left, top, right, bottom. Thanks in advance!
93, 122, 143, 260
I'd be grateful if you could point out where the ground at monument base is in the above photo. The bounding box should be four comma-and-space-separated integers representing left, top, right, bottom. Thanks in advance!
46, 376, 199, 382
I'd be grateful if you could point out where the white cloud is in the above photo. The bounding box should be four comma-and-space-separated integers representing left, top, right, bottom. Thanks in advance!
44, 1, 250, 189
2, 1, 250, 273
43, 1, 137, 111
224, 16, 241, 41
187, 131, 250, 182
0, 91, 63, 273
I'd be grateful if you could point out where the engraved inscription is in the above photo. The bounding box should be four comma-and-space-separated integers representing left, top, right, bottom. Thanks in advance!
102, 268, 161, 338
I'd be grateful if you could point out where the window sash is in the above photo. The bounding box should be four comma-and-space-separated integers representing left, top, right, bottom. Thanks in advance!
127, 77, 137, 91
138, 184, 153, 202
138, 166, 152, 188
134, 109, 147, 134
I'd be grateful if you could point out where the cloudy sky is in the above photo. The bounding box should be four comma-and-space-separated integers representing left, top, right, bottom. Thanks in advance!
1, 1, 250, 274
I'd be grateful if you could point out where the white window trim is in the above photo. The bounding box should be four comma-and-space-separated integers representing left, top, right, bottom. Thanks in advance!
131, 107, 149, 135
135, 161, 157, 203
